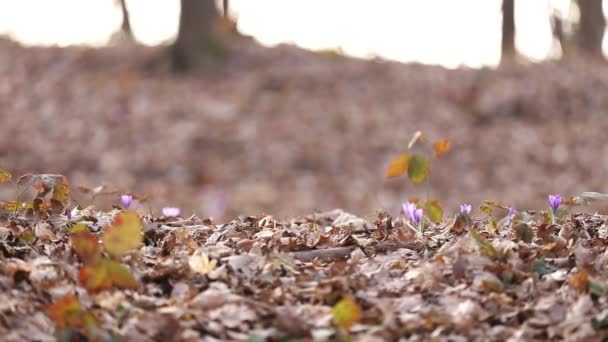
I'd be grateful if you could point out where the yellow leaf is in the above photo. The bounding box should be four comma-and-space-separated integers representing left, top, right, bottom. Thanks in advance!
189, 252, 218, 275
0, 168, 11, 183
386, 154, 410, 178
332, 297, 362, 331
433, 139, 450, 158
51, 175, 70, 205
102, 211, 143, 258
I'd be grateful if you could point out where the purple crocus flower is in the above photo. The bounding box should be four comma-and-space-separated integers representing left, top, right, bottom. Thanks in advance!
162, 207, 181, 217
507, 207, 516, 225
508, 207, 515, 219
459, 204, 472, 215
403, 202, 423, 226
121, 194, 133, 209
65, 208, 72, 220
548, 194, 561, 215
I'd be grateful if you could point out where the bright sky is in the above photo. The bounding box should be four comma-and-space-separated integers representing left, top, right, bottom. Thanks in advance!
0, 0, 592, 68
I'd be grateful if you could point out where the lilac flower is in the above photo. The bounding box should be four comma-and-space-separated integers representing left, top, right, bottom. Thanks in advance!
459, 204, 472, 215
508, 207, 515, 219
507, 207, 516, 225
162, 207, 181, 217
548, 194, 561, 215
121, 194, 133, 209
403, 202, 423, 226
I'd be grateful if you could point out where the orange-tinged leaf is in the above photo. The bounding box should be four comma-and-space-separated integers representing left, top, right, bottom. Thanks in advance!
79, 261, 112, 294
0, 168, 11, 183
71, 231, 102, 263
407, 154, 430, 184
569, 268, 590, 293
425, 200, 443, 223
102, 211, 143, 258
332, 297, 362, 331
79, 259, 137, 293
47, 295, 85, 329
386, 154, 410, 178
106, 260, 138, 289
433, 139, 450, 158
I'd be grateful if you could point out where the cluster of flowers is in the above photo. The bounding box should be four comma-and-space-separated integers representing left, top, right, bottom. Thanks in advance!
402, 194, 562, 227
121, 194, 181, 217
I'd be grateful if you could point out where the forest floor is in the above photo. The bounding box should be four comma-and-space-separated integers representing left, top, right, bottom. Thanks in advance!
2, 36, 608, 221
3, 36, 608, 340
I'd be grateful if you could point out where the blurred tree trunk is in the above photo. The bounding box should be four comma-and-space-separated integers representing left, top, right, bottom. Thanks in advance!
501, 0, 515, 63
172, 0, 223, 72
575, 0, 605, 59
223, 0, 229, 17
119, 0, 134, 40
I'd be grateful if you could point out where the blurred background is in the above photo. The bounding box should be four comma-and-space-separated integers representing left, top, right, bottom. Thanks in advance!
1, 0, 608, 221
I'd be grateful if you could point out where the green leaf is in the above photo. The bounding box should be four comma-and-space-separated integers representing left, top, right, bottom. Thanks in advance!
533, 259, 555, 275
590, 281, 606, 297
105, 260, 138, 290
70, 224, 88, 234
479, 205, 493, 215
469, 228, 498, 259
514, 223, 534, 243
425, 200, 443, 223
407, 154, 430, 184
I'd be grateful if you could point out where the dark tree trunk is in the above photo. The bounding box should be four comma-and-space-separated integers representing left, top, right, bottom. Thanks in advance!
575, 0, 605, 59
119, 0, 134, 41
172, 0, 222, 72
501, 0, 516, 63
223, 0, 229, 17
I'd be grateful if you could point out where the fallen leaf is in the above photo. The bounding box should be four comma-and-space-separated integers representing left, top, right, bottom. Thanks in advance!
189, 252, 218, 275
569, 268, 590, 293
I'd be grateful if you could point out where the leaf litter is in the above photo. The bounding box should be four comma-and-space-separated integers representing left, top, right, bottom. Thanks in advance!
0, 193, 607, 340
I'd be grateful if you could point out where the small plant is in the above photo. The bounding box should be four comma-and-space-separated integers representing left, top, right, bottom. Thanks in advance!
548, 194, 561, 224
71, 211, 141, 293
387, 131, 450, 226
403, 201, 425, 235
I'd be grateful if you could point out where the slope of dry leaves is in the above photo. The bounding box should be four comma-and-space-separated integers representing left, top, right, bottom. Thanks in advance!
2, 37, 608, 220
3, 206, 608, 340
